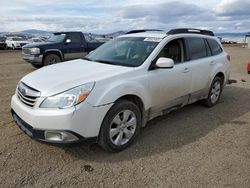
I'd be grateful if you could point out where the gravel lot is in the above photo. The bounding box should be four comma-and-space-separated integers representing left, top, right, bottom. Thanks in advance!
0, 47, 250, 188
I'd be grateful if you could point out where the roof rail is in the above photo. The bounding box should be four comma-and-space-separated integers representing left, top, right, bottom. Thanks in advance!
126, 29, 163, 34
167, 28, 214, 36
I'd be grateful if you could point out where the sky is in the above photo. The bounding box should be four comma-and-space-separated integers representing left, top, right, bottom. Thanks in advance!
0, 0, 250, 33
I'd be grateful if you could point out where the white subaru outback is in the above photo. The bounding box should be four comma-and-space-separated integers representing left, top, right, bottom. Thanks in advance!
11, 28, 230, 152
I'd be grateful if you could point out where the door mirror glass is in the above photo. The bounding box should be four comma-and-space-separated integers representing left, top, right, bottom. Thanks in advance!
65, 39, 71, 44
155, 57, 174, 68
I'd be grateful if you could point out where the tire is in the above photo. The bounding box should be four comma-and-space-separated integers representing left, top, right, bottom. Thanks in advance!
248, 71, 250, 74
31, 64, 43, 68
12, 45, 15, 50
98, 99, 142, 152
202, 76, 223, 107
43, 54, 61, 66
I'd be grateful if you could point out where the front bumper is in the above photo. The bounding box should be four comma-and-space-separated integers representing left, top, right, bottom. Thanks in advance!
11, 94, 113, 143
22, 53, 43, 64
11, 110, 84, 143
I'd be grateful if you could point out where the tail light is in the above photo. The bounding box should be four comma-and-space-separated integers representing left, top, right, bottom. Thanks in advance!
227, 54, 231, 62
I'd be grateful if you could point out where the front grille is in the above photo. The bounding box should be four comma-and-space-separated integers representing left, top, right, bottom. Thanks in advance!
17, 82, 40, 107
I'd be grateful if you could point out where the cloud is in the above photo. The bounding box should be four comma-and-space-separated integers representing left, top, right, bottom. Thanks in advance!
0, 0, 249, 33
214, 0, 250, 17
119, 2, 203, 19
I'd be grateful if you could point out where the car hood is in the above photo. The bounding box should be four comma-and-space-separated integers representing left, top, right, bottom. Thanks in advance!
21, 59, 133, 96
23, 42, 56, 48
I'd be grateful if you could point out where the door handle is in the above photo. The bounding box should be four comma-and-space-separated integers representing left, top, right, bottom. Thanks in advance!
182, 67, 189, 73
210, 61, 215, 65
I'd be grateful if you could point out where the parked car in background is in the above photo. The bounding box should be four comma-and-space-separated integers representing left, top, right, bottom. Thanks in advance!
0, 37, 6, 49
22, 31, 104, 68
11, 28, 230, 152
6, 37, 29, 49
28, 38, 44, 43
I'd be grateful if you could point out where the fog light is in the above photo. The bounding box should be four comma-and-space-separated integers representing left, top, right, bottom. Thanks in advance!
44, 131, 79, 142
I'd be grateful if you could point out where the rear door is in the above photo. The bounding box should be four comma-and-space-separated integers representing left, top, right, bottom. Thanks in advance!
185, 37, 213, 101
63, 33, 87, 60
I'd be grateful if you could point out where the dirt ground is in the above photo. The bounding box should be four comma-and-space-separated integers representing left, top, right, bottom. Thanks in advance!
0, 47, 250, 188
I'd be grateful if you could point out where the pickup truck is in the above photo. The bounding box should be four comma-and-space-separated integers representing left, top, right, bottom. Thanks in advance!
22, 31, 103, 68
0, 37, 6, 49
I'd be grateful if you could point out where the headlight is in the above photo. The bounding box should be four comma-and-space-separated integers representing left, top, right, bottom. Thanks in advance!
40, 82, 95, 109
29, 47, 40, 55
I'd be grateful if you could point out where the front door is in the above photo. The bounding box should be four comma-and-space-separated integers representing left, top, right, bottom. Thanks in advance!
147, 38, 191, 114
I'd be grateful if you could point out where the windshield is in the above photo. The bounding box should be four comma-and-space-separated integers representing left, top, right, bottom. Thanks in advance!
86, 37, 160, 67
47, 34, 66, 42
12, 38, 25, 41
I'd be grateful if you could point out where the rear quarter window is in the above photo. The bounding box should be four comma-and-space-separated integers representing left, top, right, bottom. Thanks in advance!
186, 38, 207, 60
207, 39, 223, 55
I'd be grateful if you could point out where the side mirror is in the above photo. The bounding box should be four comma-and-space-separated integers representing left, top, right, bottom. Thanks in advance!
155, 57, 174, 69
65, 39, 71, 44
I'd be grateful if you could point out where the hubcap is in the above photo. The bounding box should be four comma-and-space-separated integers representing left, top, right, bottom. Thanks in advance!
210, 81, 221, 104
109, 110, 137, 146
48, 57, 58, 65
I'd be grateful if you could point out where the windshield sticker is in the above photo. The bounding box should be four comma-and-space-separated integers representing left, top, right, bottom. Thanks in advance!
144, 38, 162, 42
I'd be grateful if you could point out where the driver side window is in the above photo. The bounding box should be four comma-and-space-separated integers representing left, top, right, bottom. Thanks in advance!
157, 38, 185, 64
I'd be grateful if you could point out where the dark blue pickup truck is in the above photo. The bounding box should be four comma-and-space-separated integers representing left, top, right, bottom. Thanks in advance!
22, 31, 103, 68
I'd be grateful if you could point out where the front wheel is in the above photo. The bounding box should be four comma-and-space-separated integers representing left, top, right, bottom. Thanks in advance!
31, 64, 43, 68
43, 54, 61, 66
202, 77, 223, 107
98, 100, 142, 152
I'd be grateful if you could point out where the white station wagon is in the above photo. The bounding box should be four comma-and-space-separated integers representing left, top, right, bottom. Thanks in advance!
11, 28, 230, 152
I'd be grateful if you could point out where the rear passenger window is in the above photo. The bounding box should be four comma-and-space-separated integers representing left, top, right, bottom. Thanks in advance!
186, 38, 207, 60
66, 33, 81, 43
207, 39, 222, 55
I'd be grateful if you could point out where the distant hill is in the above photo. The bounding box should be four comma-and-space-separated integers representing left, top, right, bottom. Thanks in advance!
20, 29, 52, 35
216, 32, 249, 37
1, 29, 249, 38
105, 31, 126, 37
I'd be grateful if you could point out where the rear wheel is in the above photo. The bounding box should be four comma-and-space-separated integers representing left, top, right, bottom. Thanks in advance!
202, 76, 223, 107
98, 100, 141, 152
43, 54, 61, 66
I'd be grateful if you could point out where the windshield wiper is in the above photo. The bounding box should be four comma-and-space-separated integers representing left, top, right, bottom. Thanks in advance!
82, 57, 93, 61
94, 60, 116, 65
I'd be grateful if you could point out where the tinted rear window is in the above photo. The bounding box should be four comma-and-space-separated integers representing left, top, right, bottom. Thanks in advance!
207, 39, 222, 55
66, 33, 81, 43
187, 38, 207, 60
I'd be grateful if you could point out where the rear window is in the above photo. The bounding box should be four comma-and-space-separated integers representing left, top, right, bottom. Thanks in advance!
186, 38, 207, 60
66, 33, 81, 43
207, 39, 223, 55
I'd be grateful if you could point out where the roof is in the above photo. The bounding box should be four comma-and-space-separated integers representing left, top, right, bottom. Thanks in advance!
54, 31, 82, 34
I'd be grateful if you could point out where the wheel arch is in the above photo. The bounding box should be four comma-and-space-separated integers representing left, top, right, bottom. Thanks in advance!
215, 72, 225, 84
43, 49, 63, 62
116, 94, 144, 114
